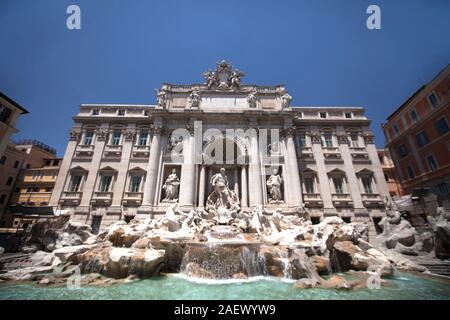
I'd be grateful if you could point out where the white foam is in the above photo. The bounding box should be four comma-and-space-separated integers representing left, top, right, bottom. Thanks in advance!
171, 273, 292, 285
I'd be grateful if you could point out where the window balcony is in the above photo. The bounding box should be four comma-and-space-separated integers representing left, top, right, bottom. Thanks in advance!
132, 145, 150, 159
297, 147, 314, 160
350, 147, 370, 163
323, 147, 342, 162
303, 193, 323, 207
349, 146, 367, 154
103, 145, 122, 158
361, 193, 384, 207
60, 191, 82, 206
91, 191, 113, 205
332, 193, 353, 207
75, 144, 94, 159
122, 192, 143, 206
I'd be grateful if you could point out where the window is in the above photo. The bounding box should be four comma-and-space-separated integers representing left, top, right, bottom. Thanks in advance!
333, 177, 344, 194
92, 110, 100, 116
397, 144, 409, 158
393, 124, 400, 135
26, 164, 30, 169
435, 118, 449, 136
45, 187, 53, 192
428, 93, 439, 109
129, 175, 142, 192
0, 105, 12, 123
350, 134, 359, 147
26, 187, 33, 193
415, 131, 429, 147
297, 133, 306, 148
138, 132, 149, 146
323, 133, 333, 148
319, 112, 327, 119
361, 177, 373, 194
345, 112, 352, 119
117, 110, 126, 116
426, 155, 438, 171
14, 187, 20, 193
0, 195, 6, 204
111, 130, 121, 146
437, 183, 449, 196
303, 177, 315, 193
0, 156, 6, 165
406, 166, 415, 179
143, 110, 149, 116
6, 177, 13, 186
53, 160, 59, 166
32, 171, 42, 180
410, 110, 418, 124
384, 173, 390, 181
45, 160, 51, 166
83, 130, 94, 145
68, 175, 82, 192
99, 175, 113, 192
33, 187, 39, 192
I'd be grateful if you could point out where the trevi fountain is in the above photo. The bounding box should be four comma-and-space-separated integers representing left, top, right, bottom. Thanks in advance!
0, 167, 449, 299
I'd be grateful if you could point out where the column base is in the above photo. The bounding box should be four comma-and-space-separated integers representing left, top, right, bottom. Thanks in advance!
137, 205, 153, 215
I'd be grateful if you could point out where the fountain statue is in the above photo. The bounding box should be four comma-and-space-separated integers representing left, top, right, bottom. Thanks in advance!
266, 168, 284, 203
162, 169, 180, 202
205, 168, 240, 224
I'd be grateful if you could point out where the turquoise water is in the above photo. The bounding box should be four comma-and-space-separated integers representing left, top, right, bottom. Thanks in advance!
0, 272, 449, 300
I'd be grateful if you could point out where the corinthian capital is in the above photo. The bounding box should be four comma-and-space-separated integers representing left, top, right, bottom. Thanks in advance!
95, 129, 109, 141
150, 125, 165, 136
363, 133, 375, 144
69, 129, 81, 141
281, 127, 296, 138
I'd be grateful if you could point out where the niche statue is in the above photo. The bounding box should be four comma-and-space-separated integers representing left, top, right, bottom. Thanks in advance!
162, 169, 180, 202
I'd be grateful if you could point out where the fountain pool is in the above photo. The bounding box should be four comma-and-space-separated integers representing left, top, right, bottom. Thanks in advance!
0, 272, 449, 300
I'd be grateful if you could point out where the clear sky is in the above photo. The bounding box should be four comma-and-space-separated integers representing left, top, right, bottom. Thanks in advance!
0, 0, 449, 156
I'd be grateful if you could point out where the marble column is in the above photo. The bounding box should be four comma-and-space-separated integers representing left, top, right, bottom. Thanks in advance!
79, 126, 108, 209
234, 167, 239, 199
283, 127, 303, 206
240, 165, 248, 208
198, 164, 206, 209
364, 134, 390, 199
178, 130, 196, 209
111, 127, 135, 208
248, 132, 263, 206
50, 127, 82, 207
141, 125, 163, 210
338, 134, 364, 209
310, 133, 334, 210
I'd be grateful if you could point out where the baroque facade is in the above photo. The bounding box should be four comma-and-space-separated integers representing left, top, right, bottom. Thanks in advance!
50, 61, 390, 235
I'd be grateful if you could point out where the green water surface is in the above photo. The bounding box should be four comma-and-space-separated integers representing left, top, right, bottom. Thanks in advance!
0, 272, 449, 300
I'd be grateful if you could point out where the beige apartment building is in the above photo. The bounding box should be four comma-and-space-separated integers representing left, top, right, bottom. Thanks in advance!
0, 92, 29, 159
0, 140, 57, 225
50, 61, 390, 235
377, 148, 403, 198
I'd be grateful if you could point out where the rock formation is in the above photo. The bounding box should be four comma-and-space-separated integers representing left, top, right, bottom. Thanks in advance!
0, 205, 434, 289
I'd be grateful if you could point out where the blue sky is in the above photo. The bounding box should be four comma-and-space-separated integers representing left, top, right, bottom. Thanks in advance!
0, 0, 449, 156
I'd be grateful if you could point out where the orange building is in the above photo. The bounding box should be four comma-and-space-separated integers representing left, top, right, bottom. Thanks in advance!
377, 148, 403, 198
0, 140, 57, 225
382, 64, 450, 203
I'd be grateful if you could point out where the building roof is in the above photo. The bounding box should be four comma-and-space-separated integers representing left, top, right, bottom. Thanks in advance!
385, 64, 449, 122
0, 91, 29, 114
13, 139, 57, 155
